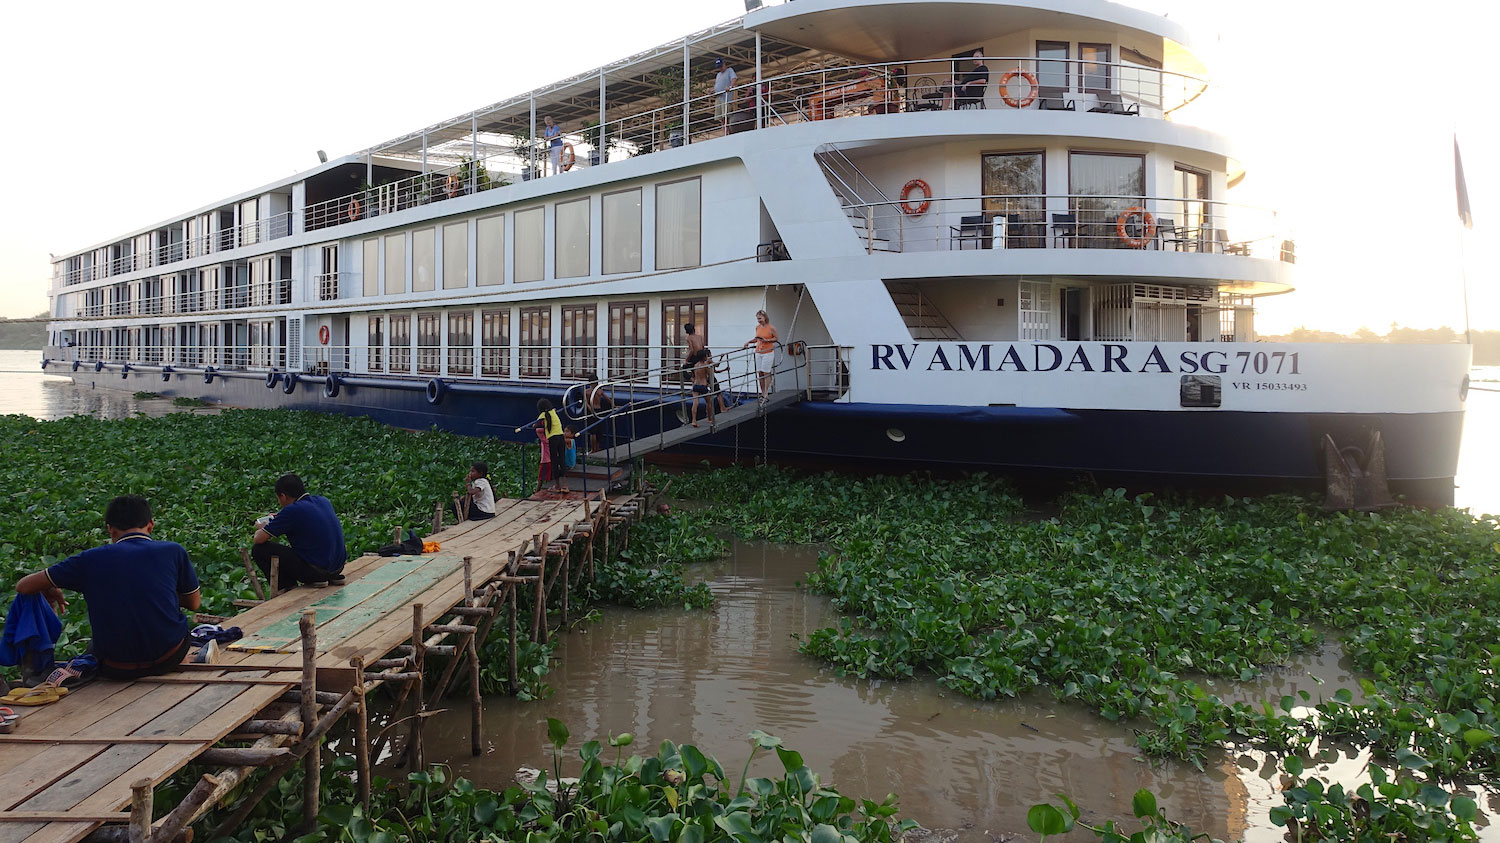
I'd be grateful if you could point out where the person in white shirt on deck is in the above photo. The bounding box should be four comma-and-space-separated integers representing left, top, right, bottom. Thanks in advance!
458, 462, 497, 521
713, 59, 738, 132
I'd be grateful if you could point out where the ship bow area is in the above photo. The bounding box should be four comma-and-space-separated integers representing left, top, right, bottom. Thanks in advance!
836, 340, 1469, 495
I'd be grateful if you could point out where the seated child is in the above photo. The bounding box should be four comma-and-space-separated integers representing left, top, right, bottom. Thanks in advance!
458, 462, 496, 521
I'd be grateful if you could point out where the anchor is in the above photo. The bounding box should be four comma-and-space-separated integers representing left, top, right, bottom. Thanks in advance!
1322, 430, 1397, 512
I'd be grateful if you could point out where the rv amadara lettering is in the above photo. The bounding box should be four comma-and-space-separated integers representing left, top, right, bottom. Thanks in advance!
871, 343, 1303, 376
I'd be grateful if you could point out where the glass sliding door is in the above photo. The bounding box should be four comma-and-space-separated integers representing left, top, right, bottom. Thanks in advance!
1174, 165, 1208, 251
1069, 152, 1144, 249
981, 152, 1045, 248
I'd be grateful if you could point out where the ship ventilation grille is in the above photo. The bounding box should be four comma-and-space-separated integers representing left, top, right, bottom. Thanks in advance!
286, 316, 303, 370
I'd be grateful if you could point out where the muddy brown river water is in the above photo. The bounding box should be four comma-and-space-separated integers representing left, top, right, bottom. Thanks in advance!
416, 540, 1499, 841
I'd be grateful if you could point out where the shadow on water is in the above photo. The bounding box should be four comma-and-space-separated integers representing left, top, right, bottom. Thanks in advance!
415, 539, 1434, 841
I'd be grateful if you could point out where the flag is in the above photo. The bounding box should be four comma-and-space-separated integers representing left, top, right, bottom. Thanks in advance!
1455, 137, 1473, 230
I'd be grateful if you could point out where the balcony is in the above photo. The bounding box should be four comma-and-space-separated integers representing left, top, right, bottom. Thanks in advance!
840, 193, 1290, 261
302, 56, 1207, 235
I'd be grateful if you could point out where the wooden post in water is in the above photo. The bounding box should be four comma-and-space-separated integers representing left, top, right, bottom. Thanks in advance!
299, 609, 319, 828
508, 583, 519, 692
533, 533, 548, 643
129, 778, 153, 843
431, 500, 444, 534
410, 603, 426, 772
467, 629, 482, 756
351, 655, 370, 812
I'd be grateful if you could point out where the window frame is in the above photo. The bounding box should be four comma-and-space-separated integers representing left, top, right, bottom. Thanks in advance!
655, 177, 702, 271
513, 207, 546, 283
602, 188, 644, 275
555, 197, 592, 279
1079, 43, 1112, 93
607, 300, 650, 379
481, 308, 511, 378
560, 303, 598, 380
660, 297, 707, 384
519, 305, 552, 379
1035, 40, 1071, 91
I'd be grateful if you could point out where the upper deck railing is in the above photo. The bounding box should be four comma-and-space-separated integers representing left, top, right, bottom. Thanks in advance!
302, 56, 1208, 233
58, 214, 294, 287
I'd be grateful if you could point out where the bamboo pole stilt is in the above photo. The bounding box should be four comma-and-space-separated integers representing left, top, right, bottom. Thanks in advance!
409, 603, 426, 772
299, 609, 319, 828
508, 584, 519, 692
238, 548, 266, 601
467, 631, 482, 757
352, 655, 370, 812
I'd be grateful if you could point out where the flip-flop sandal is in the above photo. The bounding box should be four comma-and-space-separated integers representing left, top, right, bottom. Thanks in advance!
3, 686, 69, 707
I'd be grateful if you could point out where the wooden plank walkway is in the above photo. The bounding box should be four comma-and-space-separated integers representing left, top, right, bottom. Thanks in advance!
0, 494, 602, 843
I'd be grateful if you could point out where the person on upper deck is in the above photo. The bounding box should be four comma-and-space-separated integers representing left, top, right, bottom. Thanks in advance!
713, 59, 739, 130
943, 50, 989, 110
15, 495, 200, 679
252, 473, 347, 591
543, 115, 564, 176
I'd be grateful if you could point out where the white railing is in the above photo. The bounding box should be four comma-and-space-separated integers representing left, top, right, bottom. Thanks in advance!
56, 213, 295, 287
839, 193, 1289, 260
317, 272, 340, 302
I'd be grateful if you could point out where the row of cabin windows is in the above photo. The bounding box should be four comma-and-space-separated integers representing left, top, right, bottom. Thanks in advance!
359, 178, 698, 295
74, 258, 294, 316
365, 297, 705, 382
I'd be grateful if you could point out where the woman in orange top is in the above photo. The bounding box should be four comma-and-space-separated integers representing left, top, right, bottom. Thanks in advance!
743, 310, 779, 399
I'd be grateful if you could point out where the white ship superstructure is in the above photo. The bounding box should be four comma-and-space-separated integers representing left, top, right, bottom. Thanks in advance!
43, 0, 1470, 500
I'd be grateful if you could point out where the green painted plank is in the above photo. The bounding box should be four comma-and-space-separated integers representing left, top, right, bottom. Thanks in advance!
228, 558, 432, 653
293, 557, 466, 653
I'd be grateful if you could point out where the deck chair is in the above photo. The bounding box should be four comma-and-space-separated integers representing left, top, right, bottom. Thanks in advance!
949, 214, 989, 249
1213, 228, 1252, 255
1050, 213, 1078, 248
1152, 217, 1177, 250
1038, 86, 1076, 111
1088, 90, 1140, 116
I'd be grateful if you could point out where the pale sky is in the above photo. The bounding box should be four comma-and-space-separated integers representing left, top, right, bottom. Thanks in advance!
0, 0, 1493, 335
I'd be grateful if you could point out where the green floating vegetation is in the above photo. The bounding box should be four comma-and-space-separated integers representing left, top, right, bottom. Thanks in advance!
589, 511, 723, 610
171, 396, 210, 407
670, 466, 1499, 832
0, 410, 532, 651
132, 390, 162, 400
191, 723, 912, 843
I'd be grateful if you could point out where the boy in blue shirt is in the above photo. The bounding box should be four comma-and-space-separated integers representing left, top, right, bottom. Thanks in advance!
252, 473, 347, 591
16, 495, 200, 679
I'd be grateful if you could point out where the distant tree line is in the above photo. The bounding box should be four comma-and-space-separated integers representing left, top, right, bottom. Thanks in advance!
0, 313, 46, 350
1259, 324, 1499, 365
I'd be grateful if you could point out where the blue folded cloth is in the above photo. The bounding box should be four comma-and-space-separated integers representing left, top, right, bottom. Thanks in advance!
189, 624, 244, 645
0, 593, 62, 677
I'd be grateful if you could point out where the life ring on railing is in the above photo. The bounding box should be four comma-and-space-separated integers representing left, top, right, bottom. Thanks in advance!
318, 325, 330, 345
1116, 207, 1157, 249
323, 374, 341, 399
787, 341, 806, 357
900, 179, 932, 216
266, 371, 280, 388
425, 378, 447, 405
559, 144, 576, 172
203, 366, 215, 384
281, 373, 298, 395
998, 69, 1039, 108
347, 198, 363, 222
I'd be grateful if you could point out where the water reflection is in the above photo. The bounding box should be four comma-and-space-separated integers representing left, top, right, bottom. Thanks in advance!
419, 541, 1443, 840
0, 355, 218, 421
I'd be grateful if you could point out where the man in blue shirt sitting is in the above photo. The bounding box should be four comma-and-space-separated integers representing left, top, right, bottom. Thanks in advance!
16, 495, 200, 679
252, 473, 347, 590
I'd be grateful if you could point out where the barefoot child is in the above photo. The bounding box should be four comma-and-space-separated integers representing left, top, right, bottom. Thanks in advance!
687, 348, 715, 428
457, 462, 496, 521
516, 399, 569, 494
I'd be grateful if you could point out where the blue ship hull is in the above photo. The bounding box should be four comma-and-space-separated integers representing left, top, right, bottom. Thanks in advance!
65, 366, 1463, 504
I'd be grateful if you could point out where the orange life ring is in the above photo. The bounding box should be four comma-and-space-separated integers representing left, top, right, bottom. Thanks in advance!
900, 179, 932, 216
1116, 207, 1157, 248
559, 143, 576, 171
347, 198, 362, 221
998, 69, 1039, 108
318, 325, 330, 345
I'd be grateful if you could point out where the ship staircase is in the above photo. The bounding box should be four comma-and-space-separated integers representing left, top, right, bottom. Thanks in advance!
816, 145, 900, 254
561, 342, 841, 486
886, 282, 963, 340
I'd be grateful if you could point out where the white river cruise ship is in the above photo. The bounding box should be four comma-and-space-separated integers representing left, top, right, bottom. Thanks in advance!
42, 0, 1471, 500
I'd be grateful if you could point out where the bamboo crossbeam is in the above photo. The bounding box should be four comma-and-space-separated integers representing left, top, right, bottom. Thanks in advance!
194, 747, 293, 766
425, 623, 478, 635
152, 773, 221, 843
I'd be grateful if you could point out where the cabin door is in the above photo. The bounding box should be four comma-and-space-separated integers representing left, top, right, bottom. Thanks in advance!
1061, 288, 1085, 340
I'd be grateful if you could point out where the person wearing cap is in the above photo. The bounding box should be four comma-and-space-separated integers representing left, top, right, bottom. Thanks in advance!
713, 59, 738, 130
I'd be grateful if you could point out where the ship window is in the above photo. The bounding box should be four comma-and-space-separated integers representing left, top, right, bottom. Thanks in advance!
515, 208, 545, 283
481, 309, 511, 378
384, 234, 406, 295
661, 297, 706, 383
981, 152, 1045, 223
520, 306, 551, 378
561, 304, 597, 380
413, 228, 436, 292
556, 198, 591, 279
362, 239, 379, 297
603, 188, 643, 275
1080, 43, 1111, 92
448, 310, 474, 376
368, 316, 384, 372
477, 214, 505, 286
1069, 152, 1144, 248
608, 300, 649, 378
656, 178, 701, 270
443, 222, 469, 289
417, 313, 441, 373
1035, 41, 1069, 90
1174, 165, 1209, 244
390, 314, 411, 373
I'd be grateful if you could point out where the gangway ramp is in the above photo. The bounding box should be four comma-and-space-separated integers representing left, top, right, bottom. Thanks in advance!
586, 389, 802, 465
